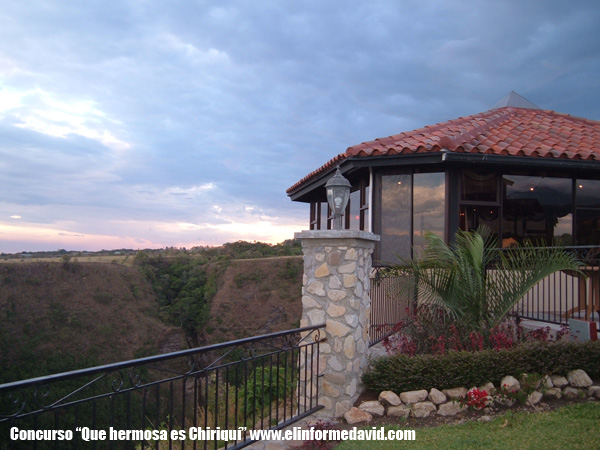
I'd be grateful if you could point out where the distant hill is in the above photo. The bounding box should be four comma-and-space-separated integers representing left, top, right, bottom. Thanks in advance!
0, 261, 182, 383
207, 256, 303, 342
0, 252, 303, 383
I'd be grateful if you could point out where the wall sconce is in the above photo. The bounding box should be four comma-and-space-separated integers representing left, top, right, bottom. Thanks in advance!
325, 167, 351, 230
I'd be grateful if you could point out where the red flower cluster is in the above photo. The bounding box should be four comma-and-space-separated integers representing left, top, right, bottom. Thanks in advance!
460, 388, 489, 410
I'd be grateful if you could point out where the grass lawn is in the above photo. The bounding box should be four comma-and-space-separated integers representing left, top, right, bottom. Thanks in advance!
334, 402, 600, 449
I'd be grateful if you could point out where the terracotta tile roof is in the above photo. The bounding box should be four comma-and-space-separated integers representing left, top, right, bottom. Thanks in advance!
287, 106, 600, 195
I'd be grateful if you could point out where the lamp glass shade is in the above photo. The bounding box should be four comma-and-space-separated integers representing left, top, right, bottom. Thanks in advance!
325, 167, 351, 229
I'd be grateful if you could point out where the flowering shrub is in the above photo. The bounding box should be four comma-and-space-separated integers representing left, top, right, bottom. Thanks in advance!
489, 323, 516, 350
381, 308, 575, 357
459, 388, 489, 410
382, 307, 525, 356
525, 325, 571, 342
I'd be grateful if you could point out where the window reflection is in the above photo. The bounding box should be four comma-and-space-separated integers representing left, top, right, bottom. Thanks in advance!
380, 174, 412, 264
502, 175, 572, 245
413, 173, 445, 258
576, 179, 600, 207
576, 180, 600, 245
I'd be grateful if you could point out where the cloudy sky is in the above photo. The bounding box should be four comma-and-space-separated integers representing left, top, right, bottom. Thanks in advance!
0, 1, 599, 252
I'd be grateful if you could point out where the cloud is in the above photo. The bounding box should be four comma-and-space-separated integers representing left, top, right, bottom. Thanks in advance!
0, 0, 598, 252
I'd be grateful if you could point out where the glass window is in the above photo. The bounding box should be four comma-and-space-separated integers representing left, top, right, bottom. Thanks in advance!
576, 179, 600, 207
413, 173, 445, 258
379, 174, 412, 264
462, 170, 497, 202
349, 189, 361, 230
576, 209, 600, 245
502, 175, 572, 245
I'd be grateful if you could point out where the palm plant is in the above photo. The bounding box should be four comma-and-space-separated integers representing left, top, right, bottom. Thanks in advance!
389, 228, 582, 337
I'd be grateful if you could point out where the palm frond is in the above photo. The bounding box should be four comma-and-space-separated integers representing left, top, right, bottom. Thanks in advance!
389, 228, 582, 335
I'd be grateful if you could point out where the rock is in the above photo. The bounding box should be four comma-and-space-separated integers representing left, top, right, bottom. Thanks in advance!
344, 407, 372, 425
379, 390, 402, 406
478, 382, 495, 395
550, 375, 568, 388
437, 401, 461, 416
567, 369, 593, 388
400, 389, 428, 404
544, 388, 562, 399
563, 387, 581, 399
411, 401, 437, 418
478, 415, 493, 423
586, 386, 600, 398
386, 405, 411, 418
500, 375, 520, 392
358, 401, 385, 417
541, 375, 553, 389
526, 391, 543, 406
441, 387, 467, 399
428, 388, 447, 405
597, 389, 600, 400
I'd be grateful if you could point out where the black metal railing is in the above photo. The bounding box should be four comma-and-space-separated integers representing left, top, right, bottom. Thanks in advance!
368, 246, 600, 341
368, 267, 413, 347
501, 245, 600, 325
0, 324, 325, 450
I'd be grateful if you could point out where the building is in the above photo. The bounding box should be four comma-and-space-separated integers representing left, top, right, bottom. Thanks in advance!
287, 92, 600, 267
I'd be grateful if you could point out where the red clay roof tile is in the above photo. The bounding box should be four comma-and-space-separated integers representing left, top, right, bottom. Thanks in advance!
287, 106, 600, 195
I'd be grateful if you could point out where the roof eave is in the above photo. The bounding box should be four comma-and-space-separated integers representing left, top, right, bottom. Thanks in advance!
288, 152, 600, 201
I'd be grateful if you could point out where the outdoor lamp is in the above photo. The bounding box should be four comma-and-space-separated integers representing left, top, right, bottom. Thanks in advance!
325, 167, 351, 230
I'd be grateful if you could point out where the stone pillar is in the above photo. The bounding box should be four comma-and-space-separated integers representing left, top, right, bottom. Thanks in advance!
295, 230, 380, 418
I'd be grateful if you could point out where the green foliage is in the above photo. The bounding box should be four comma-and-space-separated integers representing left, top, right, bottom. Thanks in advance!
388, 227, 582, 337
363, 340, 600, 393
241, 365, 295, 417
138, 254, 213, 339
279, 258, 302, 281
335, 403, 600, 450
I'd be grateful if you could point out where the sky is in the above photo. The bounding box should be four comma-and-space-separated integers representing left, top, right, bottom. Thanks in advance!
0, 1, 599, 253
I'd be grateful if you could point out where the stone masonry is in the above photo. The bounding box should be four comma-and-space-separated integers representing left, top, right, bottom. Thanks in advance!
295, 230, 380, 418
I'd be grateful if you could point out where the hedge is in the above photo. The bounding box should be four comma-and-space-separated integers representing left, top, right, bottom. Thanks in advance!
362, 340, 600, 393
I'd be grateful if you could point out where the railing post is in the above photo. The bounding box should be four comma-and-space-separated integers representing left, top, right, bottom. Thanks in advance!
295, 230, 380, 418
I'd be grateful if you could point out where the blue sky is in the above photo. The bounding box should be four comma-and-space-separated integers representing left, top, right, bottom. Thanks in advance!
1, 0, 599, 252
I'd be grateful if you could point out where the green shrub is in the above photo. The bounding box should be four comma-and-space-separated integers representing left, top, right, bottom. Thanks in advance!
363, 340, 600, 393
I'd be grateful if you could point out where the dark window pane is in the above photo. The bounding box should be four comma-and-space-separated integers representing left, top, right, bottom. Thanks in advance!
576, 179, 600, 207
462, 170, 497, 202
413, 173, 445, 258
502, 175, 572, 245
379, 174, 411, 264
576, 209, 600, 245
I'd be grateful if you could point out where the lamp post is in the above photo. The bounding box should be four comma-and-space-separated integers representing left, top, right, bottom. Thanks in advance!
325, 167, 351, 230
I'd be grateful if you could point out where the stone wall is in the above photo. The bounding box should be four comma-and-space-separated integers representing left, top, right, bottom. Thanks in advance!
345, 369, 600, 424
295, 230, 379, 418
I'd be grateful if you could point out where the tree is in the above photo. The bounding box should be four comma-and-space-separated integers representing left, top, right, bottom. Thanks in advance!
389, 228, 582, 336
